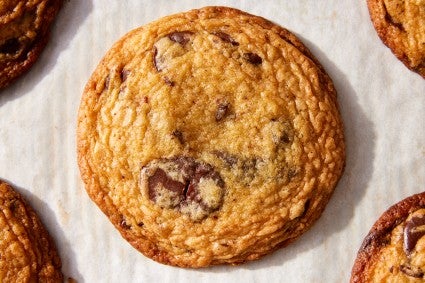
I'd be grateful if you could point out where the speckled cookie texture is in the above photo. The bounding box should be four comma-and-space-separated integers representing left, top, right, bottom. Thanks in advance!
77, 6, 345, 267
0, 0, 63, 88
0, 180, 62, 282
351, 192, 425, 282
367, 0, 425, 78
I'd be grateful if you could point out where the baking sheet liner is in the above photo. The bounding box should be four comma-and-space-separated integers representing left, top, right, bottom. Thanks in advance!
0, 1, 424, 282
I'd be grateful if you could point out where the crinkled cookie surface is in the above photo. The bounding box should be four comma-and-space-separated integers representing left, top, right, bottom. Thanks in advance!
351, 192, 425, 282
0, 180, 62, 282
0, 0, 63, 88
77, 6, 345, 267
367, 0, 425, 78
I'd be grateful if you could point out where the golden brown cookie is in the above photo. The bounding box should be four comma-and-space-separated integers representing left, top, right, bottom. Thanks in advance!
0, 180, 62, 282
351, 192, 425, 282
77, 6, 345, 267
0, 0, 63, 88
367, 0, 425, 78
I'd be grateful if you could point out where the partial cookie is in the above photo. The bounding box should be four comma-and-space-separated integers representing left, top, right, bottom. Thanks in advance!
351, 192, 425, 282
0, 180, 62, 282
367, 0, 425, 78
0, 0, 63, 88
77, 6, 345, 267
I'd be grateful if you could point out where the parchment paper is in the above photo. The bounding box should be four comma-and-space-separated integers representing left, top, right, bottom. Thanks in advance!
0, 1, 424, 282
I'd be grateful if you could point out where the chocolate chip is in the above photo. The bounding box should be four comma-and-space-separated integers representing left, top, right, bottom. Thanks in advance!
147, 168, 186, 204
0, 38, 21, 54
399, 264, 424, 278
243, 52, 262, 65
153, 46, 162, 72
212, 31, 239, 46
141, 157, 225, 220
119, 217, 131, 229
168, 31, 193, 45
215, 101, 230, 121
137, 222, 144, 227
404, 214, 425, 255
172, 130, 184, 144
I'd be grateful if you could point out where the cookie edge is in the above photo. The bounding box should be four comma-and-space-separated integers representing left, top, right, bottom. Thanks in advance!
350, 191, 425, 282
0, 180, 63, 281
0, 0, 64, 89
366, 0, 425, 78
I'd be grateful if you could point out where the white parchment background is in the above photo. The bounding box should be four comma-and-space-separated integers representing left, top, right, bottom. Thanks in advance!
0, 1, 424, 282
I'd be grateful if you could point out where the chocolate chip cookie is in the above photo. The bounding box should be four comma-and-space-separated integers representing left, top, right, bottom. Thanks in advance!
0, 0, 63, 88
0, 180, 62, 281
351, 192, 425, 282
77, 6, 345, 267
367, 0, 425, 78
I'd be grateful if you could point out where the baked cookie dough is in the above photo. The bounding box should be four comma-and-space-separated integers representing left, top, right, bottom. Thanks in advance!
0, 0, 63, 88
0, 180, 62, 282
77, 6, 345, 267
367, 0, 425, 78
351, 192, 425, 282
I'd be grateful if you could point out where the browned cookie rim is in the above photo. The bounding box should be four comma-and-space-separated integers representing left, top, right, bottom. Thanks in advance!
0, 0, 64, 89
0, 180, 63, 281
367, 0, 425, 78
350, 191, 425, 282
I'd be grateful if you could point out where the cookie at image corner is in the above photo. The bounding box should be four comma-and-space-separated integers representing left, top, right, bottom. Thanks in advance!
77, 6, 346, 267
0, 180, 63, 281
367, 0, 425, 78
351, 192, 425, 282
0, 0, 63, 89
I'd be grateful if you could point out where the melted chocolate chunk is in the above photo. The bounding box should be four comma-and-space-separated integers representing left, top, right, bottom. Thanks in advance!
142, 157, 225, 220
212, 31, 239, 46
0, 38, 21, 54
153, 46, 162, 71
400, 264, 424, 278
215, 101, 230, 121
168, 31, 194, 45
147, 168, 186, 202
243, 52, 262, 65
404, 214, 425, 254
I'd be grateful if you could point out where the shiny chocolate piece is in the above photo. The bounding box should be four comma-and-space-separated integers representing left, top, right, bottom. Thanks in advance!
243, 52, 262, 65
404, 214, 425, 255
141, 157, 225, 220
212, 31, 239, 46
168, 31, 194, 45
